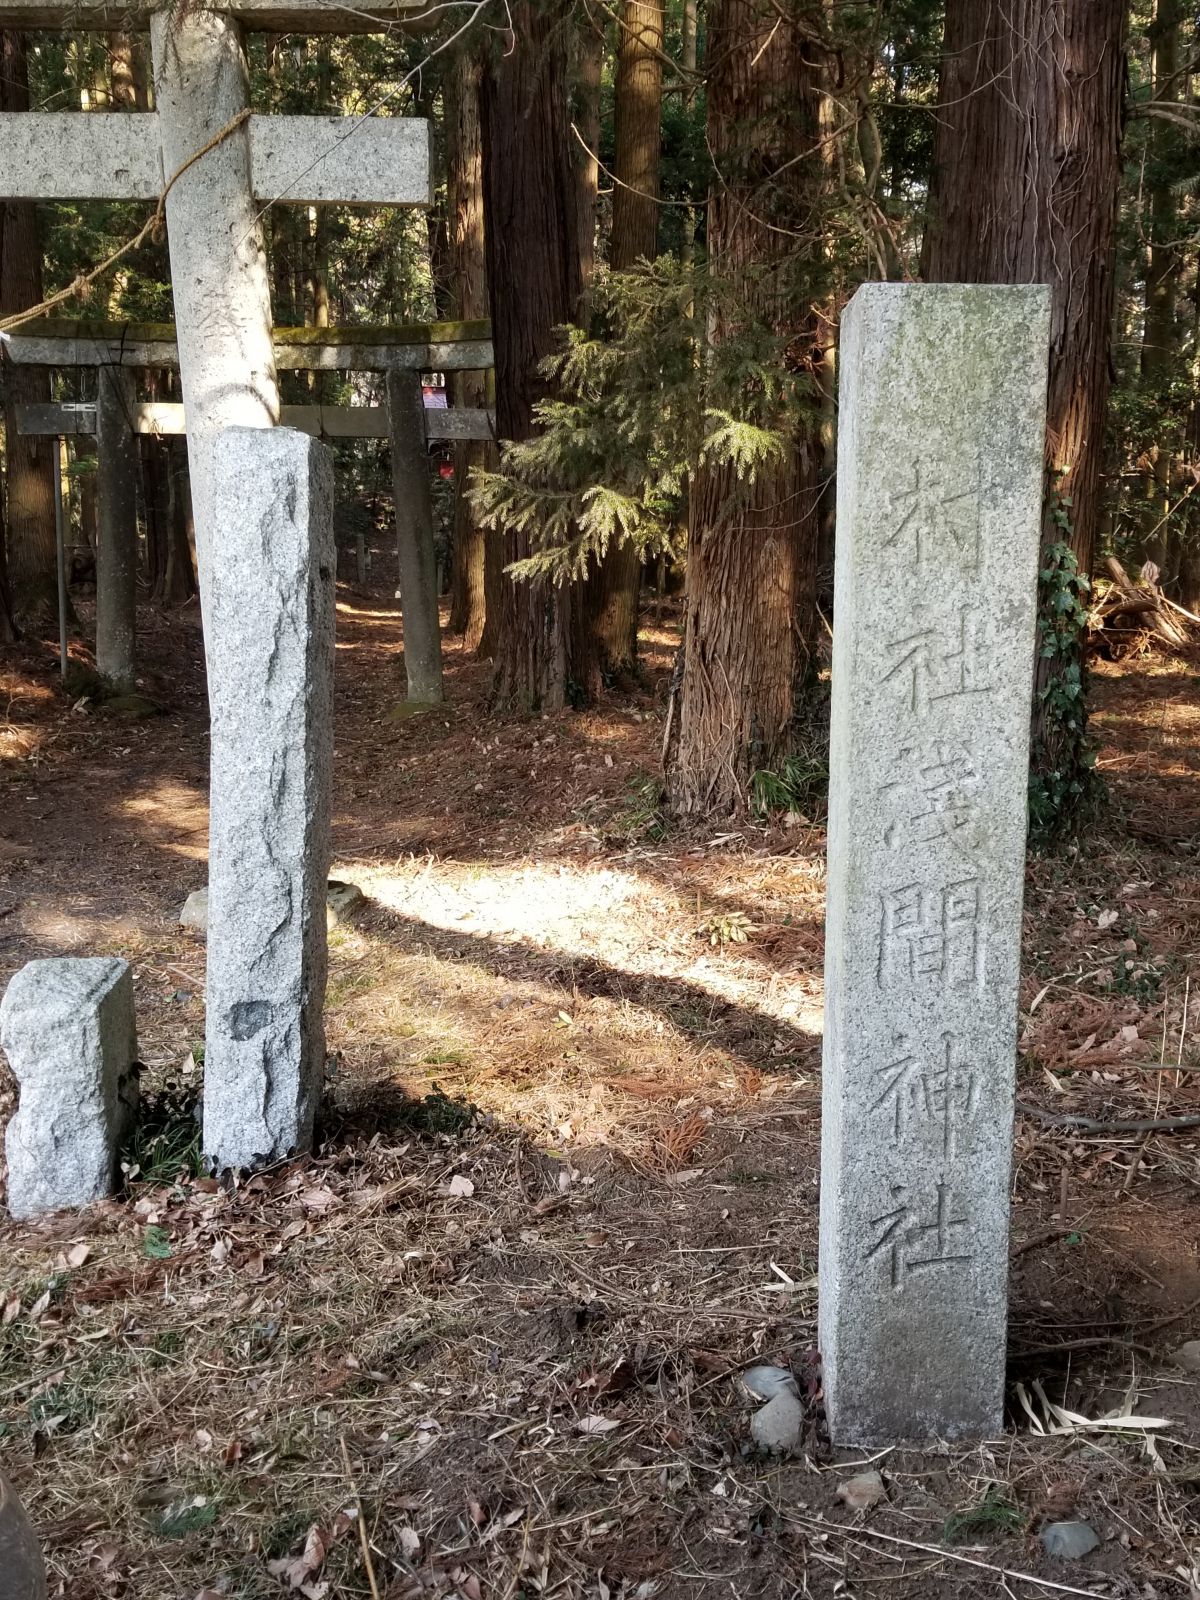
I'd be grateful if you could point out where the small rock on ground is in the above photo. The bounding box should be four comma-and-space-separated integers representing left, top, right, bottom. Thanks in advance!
1040, 1522, 1100, 1561
836, 1470, 886, 1511
741, 1365, 797, 1402
179, 879, 365, 934
750, 1389, 803, 1454
0, 1474, 46, 1598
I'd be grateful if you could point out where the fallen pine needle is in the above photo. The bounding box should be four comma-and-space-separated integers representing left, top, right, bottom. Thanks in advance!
340, 1435, 382, 1600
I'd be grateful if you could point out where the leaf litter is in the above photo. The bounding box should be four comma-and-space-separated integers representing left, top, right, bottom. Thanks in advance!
0, 599, 1197, 1595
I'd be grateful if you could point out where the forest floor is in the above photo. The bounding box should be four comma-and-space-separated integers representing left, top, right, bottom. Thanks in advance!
0, 551, 1199, 1600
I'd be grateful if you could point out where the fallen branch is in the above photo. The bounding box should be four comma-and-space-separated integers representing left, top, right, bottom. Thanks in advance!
1011, 1333, 1155, 1359
783, 1512, 1111, 1598
1016, 1102, 1200, 1134
1087, 555, 1195, 659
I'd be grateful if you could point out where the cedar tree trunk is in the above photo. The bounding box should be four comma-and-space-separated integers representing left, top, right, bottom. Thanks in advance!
586, 0, 665, 683
574, 12, 603, 293
480, 1, 590, 707
921, 0, 1125, 813
664, 0, 823, 816
1, 32, 61, 636
446, 41, 494, 654
1140, 0, 1184, 585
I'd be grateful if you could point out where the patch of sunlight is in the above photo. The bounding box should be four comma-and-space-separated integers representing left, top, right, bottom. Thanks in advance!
352, 858, 823, 1032
21, 906, 149, 955
118, 781, 209, 859
334, 601, 402, 623
0, 724, 43, 763
0, 673, 55, 706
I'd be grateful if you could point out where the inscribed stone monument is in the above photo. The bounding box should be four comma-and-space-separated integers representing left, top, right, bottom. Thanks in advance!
819, 283, 1051, 1443
202, 427, 335, 1171
0, 957, 138, 1218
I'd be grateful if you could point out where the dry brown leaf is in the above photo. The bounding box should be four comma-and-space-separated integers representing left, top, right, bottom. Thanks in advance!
576, 1414, 620, 1435
836, 1470, 887, 1511
267, 1523, 328, 1590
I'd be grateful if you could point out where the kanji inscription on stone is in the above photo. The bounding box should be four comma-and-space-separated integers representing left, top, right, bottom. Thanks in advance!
819, 283, 1050, 1444
883, 459, 983, 571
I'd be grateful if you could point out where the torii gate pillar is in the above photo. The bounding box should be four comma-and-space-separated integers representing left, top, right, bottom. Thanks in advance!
148, 5, 279, 600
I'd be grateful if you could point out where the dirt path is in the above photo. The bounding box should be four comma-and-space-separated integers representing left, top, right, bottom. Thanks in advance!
0, 581, 1198, 1598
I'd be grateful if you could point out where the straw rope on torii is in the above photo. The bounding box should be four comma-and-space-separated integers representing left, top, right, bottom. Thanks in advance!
0, 108, 253, 336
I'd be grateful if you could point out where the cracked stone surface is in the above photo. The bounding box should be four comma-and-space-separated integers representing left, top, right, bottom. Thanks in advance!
0, 957, 138, 1219
202, 427, 335, 1173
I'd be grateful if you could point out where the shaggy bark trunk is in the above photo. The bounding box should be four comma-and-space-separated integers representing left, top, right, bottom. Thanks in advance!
271, 210, 298, 326
585, 0, 665, 684
144, 435, 169, 599
109, 32, 145, 110
165, 437, 197, 603
0, 485, 15, 642
0, 568, 15, 643
611, 0, 662, 269
922, 0, 1124, 581
680, 0, 698, 262
664, 0, 823, 817
76, 438, 97, 556
1140, 0, 1184, 585
445, 42, 493, 654
478, 514, 505, 659
480, 0, 590, 708
921, 0, 1125, 813
1, 32, 62, 637
95, 365, 139, 688
574, 14, 603, 294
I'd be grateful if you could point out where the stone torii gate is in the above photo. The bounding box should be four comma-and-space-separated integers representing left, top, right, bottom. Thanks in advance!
7, 319, 496, 699
0, 0, 430, 581
0, 0, 439, 1171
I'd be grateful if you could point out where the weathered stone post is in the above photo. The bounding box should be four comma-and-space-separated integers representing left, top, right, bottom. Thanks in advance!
387, 369, 443, 703
95, 365, 139, 689
0, 1474, 46, 1600
819, 283, 1051, 1444
202, 427, 335, 1172
0, 957, 138, 1219
148, 4, 278, 591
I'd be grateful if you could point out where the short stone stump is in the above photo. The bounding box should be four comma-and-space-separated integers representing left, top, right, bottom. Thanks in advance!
0, 957, 138, 1219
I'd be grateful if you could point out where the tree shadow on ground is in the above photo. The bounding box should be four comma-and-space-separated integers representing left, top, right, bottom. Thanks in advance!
348, 895, 823, 1073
